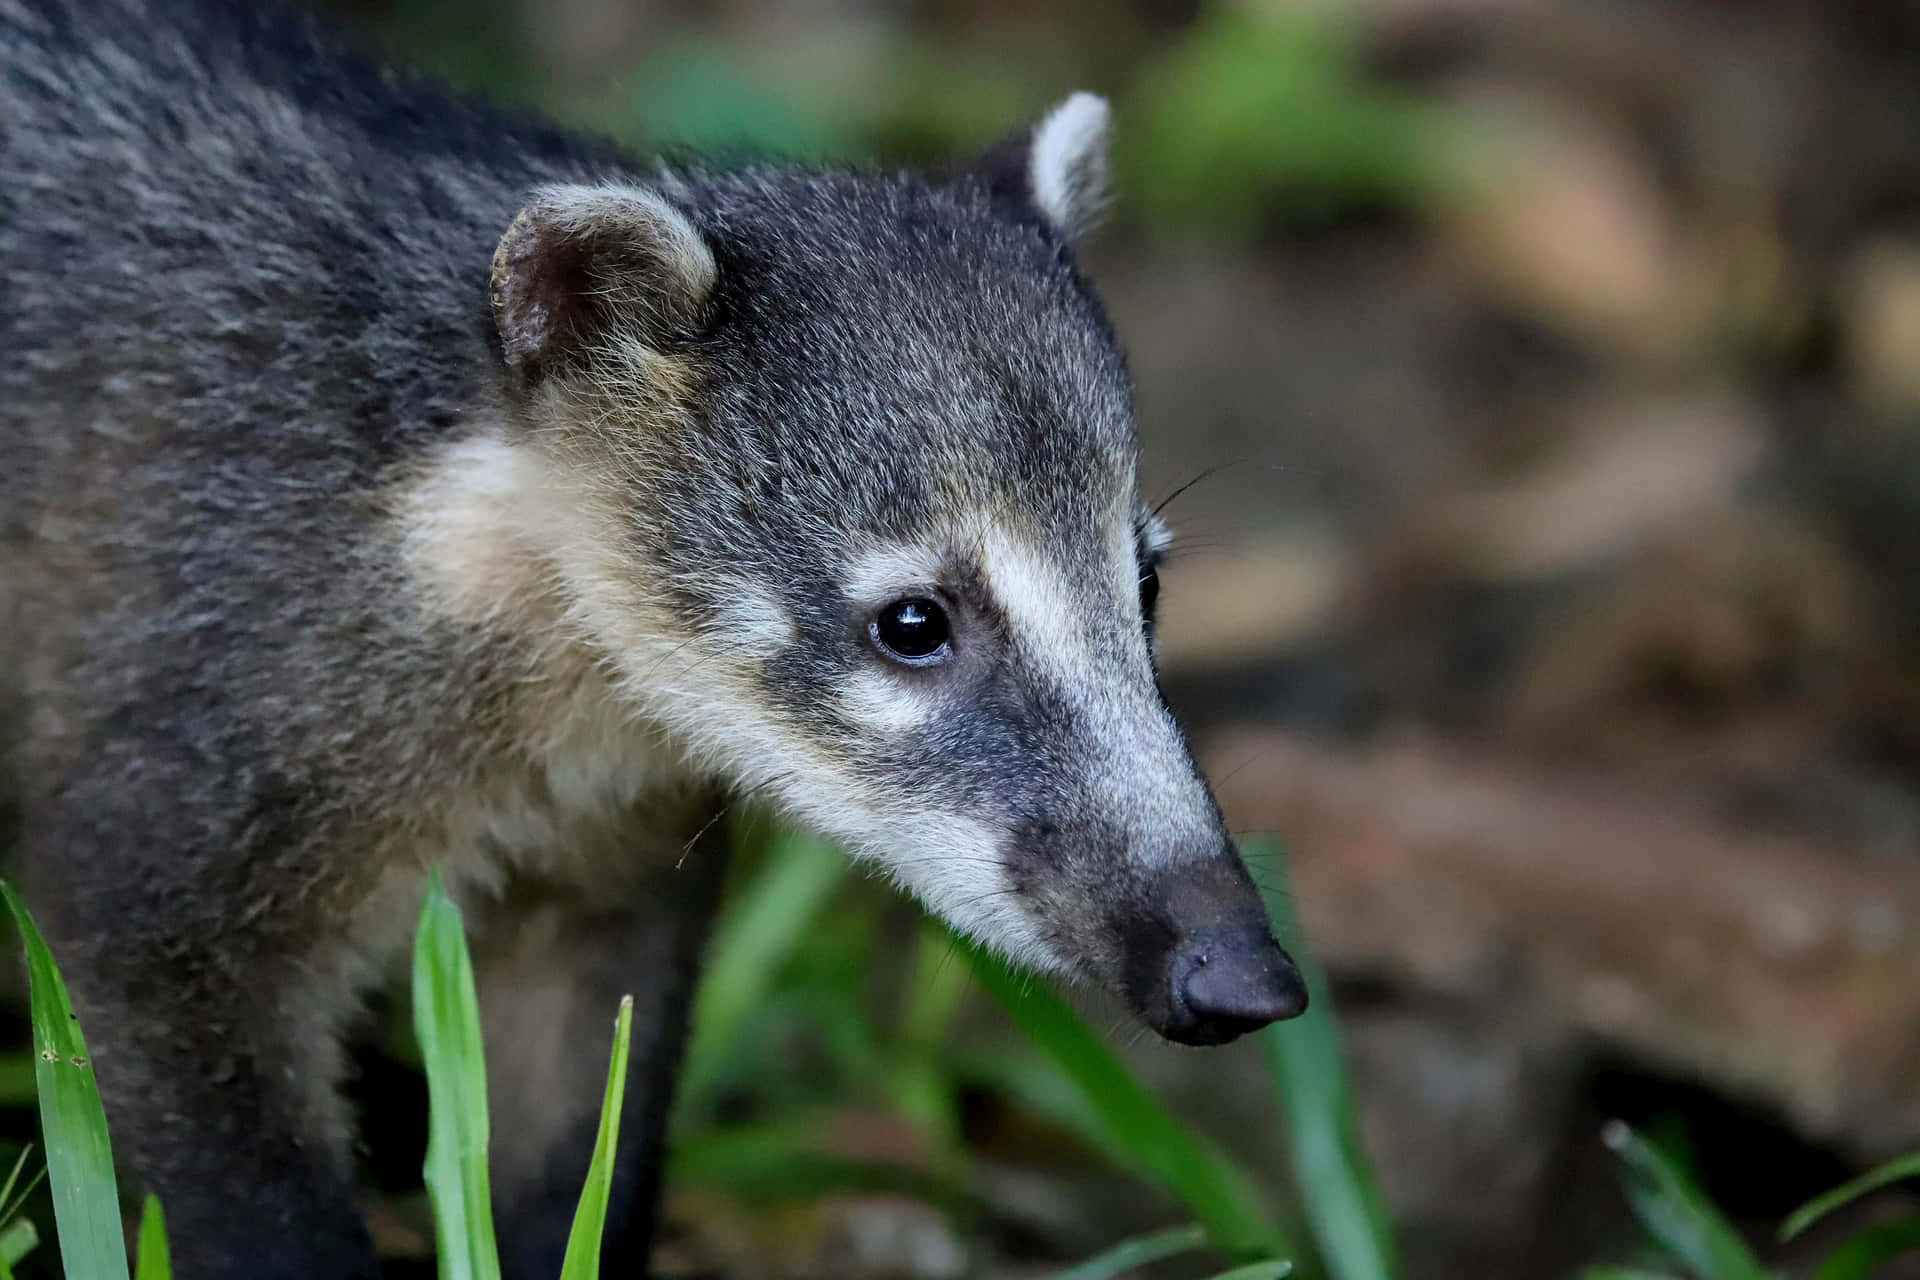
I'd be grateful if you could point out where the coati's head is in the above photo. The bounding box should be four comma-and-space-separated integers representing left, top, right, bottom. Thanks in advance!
485, 95, 1306, 1044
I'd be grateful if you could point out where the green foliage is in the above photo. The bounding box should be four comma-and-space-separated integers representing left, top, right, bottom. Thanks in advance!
1205, 1263, 1295, 1280
611, 43, 842, 159
558, 996, 635, 1280
414, 870, 503, 1280
0, 1144, 46, 1277
133, 1195, 169, 1280
380, 2, 1453, 243
670, 1120, 963, 1206
1, 883, 127, 1280
1781, 1150, 1920, 1242
1812, 1218, 1920, 1280
0, 1222, 37, 1273
1602, 1121, 1776, 1280
968, 941, 1291, 1262
1052, 1223, 1207, 1280
677, 830, 848, 1113
0, 872, 650, 1280
1247, 842, 1399, 1280
5, 847, 1912, 1280
412, 871, 642, 1280
1779, 1149, 1920, 1280
1592, 1122, 1920, 1279
1123, 8, 1447, 237
668, 826, 1404, 1276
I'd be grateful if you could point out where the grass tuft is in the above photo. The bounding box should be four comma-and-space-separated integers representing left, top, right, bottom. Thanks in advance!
1780, 1150, 1920, 1242
1600, 1121, 1773, 1280
558, 994, 635, 1280
1, 881, 128, 1280
1053, 1223, 1208, 1280
134, 1194, 170, 1280
413, 870, 502, 1280
965, 940, 1291, 1262
1244, 840, 1399, 1280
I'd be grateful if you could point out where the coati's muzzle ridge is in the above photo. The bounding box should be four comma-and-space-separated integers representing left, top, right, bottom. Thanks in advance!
488, 95, 1306, 1044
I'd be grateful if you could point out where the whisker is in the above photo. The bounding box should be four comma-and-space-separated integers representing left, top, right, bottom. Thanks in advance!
1150, 461, 1240, 519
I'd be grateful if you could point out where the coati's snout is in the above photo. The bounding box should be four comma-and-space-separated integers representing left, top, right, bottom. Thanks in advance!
1009, 817, 1306, 1045
1117, 857, 1309, 1046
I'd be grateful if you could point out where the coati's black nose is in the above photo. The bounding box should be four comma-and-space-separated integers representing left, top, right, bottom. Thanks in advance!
1126, 856, 1310, 1046
1165, 926, 1308, 1046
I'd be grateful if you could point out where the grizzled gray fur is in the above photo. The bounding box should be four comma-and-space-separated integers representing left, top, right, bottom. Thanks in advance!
0, 0, 1306, 1275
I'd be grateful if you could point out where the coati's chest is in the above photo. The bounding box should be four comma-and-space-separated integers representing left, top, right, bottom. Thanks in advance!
317, 430, 717, 977
389, 428, 711, 872
423, 665, 705, 892
316, 658, 710, 1017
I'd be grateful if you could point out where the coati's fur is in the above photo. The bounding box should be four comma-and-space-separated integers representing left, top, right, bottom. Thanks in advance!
0, 0, 1305, 1275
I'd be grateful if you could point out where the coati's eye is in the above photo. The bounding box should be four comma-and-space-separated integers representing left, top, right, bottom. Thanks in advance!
872, 598, 952, 664
1139, 562, 1161, 626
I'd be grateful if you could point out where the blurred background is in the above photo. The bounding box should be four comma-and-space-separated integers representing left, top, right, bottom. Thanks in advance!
42, 0, 1920, 1275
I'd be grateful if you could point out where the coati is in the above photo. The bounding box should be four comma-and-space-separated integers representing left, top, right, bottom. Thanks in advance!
0, 0, 1309, 1274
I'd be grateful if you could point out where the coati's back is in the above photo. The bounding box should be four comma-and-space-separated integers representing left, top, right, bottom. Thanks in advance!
0, 0, 596, 816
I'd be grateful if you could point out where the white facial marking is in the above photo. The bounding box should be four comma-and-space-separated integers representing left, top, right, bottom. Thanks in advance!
975, 523, 1218, 870
681, 707, 1062, 973
844, 542, 946, 603
870, 812, 1064, 975
702, 577, 797, 654
976, 526, 1116, 679
838, 668, 938, 734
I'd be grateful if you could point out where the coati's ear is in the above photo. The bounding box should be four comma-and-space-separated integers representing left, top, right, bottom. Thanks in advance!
975, 92, 1112, 243
489, 184, 716, 383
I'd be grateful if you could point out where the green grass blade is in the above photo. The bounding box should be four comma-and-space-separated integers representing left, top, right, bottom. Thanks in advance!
0, 1168, 45, 1231
413, 871, 501, 1280
944, 1045, 1105, 1147
669, 1120, 968, 1205
677, 833, 846, 1110
890, 922, 974, 1172
964, 941, 1290, 1261
558, 995, 634, 1280
1602, 1121, 1769, 1280
134, 1195, 169, 1280
1781, 1152, 1920, 1241
0, 1219, 38, 1269
0, 1146, 33, 1223
1580, 1269, 1685, 1280
1203, 1261, 1294, 1280
1813, 1217, 1920, 1280
1054, 1224, 1208, 1280
0, 882, 130, 1280
1245, 842, 1399, 1280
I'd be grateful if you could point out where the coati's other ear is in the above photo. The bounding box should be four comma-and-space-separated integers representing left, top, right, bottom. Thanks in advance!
489, 184, 716, 382
976, 92, 1112, 243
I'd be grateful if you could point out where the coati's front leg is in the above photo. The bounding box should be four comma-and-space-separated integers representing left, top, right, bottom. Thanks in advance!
472, 819, 729, 1280
74, 958, 381, 1279
23, 792, 382, 1278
